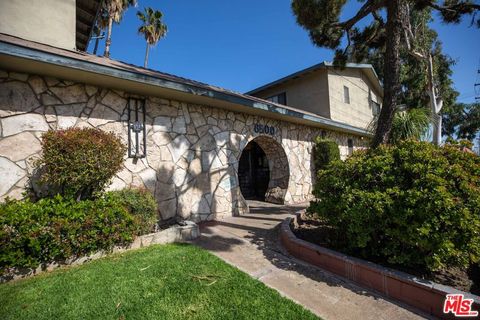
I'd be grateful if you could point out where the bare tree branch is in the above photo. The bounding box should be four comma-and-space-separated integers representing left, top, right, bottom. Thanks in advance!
334, 0, 386, 30
427, 0, 480, 12
343, 29, 352, 55
371, 10, 385, 25
403, 3, 427, 60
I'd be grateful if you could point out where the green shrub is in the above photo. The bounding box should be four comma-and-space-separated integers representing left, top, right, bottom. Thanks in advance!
0, 189, 157, 273
107, 188, 158, 235
313, 138, 340, 171
309, 140, 480, 272
37, 128, 126, 200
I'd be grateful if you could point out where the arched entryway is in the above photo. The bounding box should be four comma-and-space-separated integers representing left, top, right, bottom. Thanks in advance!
237, 136, 290, 204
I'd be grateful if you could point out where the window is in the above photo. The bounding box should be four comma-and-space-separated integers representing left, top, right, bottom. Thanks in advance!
266, 92, 287, 105
371, 101, 381, 116
347, 138, 354, 156
369, 90, 381, 116
343, 86, 350, 104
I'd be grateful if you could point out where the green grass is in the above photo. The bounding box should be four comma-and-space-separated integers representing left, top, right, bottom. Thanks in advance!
0, 244, 318, 320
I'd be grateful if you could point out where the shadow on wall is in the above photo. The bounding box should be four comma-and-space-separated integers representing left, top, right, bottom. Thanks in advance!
1, 73, 345, 220
128, 129, 292, 224
145, 128, 249, 225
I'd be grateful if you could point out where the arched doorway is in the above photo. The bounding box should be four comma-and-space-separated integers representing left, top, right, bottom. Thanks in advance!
238, 140, 270, 201
237, 136, 290, 204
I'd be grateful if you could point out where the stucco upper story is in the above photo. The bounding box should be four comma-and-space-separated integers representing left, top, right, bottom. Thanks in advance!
247, 62, 384, 130
0, 0, 99, 51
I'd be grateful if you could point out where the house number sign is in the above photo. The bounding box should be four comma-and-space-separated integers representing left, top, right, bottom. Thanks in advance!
254, 123, 275, 135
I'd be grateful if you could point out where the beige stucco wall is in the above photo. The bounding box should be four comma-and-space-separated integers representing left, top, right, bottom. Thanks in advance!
252, 68, 383, 131
327, 68, 382, 130
0, 0, 76, 50
251, 69, 331, 118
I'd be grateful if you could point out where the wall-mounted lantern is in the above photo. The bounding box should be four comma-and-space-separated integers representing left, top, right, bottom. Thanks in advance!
127, 98, 147, 158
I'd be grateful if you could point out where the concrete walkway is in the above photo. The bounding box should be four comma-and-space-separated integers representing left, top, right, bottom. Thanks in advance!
194, 200, 432, 320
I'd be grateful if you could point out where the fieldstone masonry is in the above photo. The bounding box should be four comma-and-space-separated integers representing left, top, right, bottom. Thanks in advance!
0, 70, 368, 221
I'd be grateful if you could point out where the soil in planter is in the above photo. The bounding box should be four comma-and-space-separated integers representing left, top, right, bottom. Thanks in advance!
292, 213, 480, 295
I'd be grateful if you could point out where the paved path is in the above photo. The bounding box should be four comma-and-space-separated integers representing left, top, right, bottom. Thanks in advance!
194, 200, 432, 320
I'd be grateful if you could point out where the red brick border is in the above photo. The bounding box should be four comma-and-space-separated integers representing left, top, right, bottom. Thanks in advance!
280, 215, 479, 319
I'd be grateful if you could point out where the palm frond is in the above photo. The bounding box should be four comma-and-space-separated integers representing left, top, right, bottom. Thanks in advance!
390, 108, 432, 144
137, 7, 167, 46
368, 107, 432, 145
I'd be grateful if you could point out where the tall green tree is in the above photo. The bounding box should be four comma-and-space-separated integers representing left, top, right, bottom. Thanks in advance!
351, 8, 459, 144
137, 7, 167, 68
443, 102, 480, 140
292, 0, 479, 147
103, 0, 137, 58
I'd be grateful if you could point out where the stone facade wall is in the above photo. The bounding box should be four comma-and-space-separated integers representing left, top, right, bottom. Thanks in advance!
0, 70, 369, 221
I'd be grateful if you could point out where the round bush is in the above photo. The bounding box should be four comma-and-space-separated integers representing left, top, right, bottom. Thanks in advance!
309, 140, 480, 271
37, 128, 126, 200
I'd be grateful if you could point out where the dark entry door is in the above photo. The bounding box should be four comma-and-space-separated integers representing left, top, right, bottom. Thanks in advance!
238, 141, 270, 201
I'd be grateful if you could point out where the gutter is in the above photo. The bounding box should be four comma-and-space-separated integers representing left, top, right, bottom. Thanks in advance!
0, 40, 372, 137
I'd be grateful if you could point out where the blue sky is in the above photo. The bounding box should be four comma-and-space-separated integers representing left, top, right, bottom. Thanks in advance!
90, 0, 479, 103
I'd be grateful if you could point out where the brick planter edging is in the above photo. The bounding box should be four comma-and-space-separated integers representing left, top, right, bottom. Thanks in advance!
280, 214, 480, 319
1, 221, 200, 283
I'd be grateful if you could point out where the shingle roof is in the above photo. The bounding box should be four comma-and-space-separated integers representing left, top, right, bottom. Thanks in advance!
246, 61, 383, 96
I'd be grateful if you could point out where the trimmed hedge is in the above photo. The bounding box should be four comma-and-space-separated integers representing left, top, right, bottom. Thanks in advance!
37, 128, 126, 200
313, 138, 340, 171
0, 189, 157, 274
309, 140, 480, 272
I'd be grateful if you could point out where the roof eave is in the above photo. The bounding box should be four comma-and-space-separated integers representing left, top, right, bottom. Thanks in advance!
247, 61, 383, 97
0, 40, 372, 138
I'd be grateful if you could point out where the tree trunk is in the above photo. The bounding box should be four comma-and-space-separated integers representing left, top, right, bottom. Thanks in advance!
433, 114, 442, 145
93, 28, 101, 55
371, 0, 407, 148
104, 17, 113, 58
144, 43, 150, 68
427, 54, 443, 145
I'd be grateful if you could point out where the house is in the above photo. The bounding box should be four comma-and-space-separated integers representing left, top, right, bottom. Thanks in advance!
247, 62, 383, 130
0, 0, 379, 222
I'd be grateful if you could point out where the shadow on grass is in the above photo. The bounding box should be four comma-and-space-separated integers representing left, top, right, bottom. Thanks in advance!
195, 200, 434, 319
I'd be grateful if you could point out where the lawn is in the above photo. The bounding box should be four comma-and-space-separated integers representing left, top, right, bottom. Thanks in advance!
0, 244, 318, 320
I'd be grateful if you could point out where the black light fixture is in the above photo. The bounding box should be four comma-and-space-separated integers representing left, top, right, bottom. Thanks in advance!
127, 98, 147, 158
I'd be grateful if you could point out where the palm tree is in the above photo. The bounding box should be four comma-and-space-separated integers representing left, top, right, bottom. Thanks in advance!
389, 108, 431, 144
368, 107, 431, 145
103, 0, 137, 58
137, 7, 167, 68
